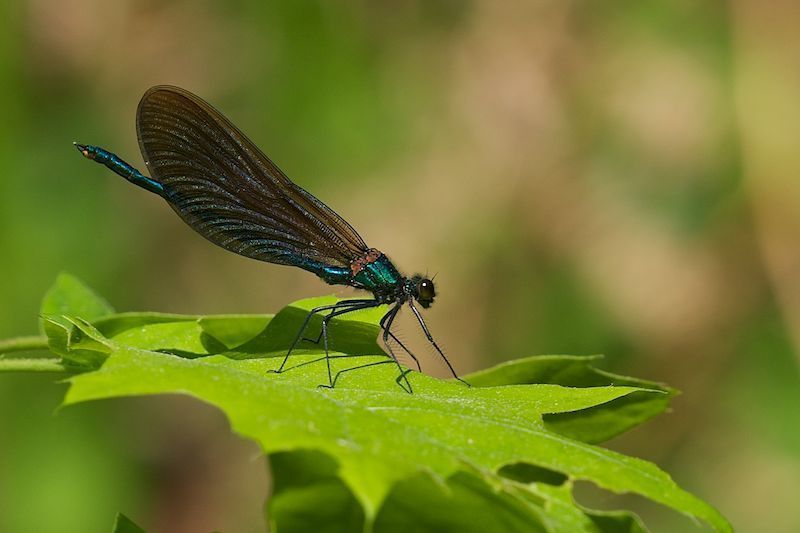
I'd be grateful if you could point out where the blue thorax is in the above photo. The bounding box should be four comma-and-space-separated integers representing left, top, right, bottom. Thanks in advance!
295, 253, 402, 294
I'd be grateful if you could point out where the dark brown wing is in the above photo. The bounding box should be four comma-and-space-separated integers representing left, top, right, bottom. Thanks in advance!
135, 85, 368, 268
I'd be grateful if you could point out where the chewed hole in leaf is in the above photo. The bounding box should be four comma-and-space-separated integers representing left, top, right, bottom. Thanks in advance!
498, 462, 568, 486
572, 479, 682, 531
374, 470, 556, 532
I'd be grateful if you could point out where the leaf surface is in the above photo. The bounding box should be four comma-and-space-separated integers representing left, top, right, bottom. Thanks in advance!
56, 311, 728, 532
1, 275, 731, 532
465, 356, 675, 443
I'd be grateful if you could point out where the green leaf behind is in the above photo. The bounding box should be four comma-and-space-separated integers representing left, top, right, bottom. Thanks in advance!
110, 513, 146, 533
270, 450, 651, 533
226, 296, 385, 359
40, 273, 114, 330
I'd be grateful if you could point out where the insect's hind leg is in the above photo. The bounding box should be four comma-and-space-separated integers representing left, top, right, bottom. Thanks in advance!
270, 301, 359, 374
278, 353, 384, 373
272, 300, 415, 393
316, 303, 415, 393
306, 302, 381, 387
322, 360, 413, 394
274, 300, 379, 376
300, 299, 376, 345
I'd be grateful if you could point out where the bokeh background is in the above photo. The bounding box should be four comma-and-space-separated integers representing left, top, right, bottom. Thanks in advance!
1, 1, 798, 531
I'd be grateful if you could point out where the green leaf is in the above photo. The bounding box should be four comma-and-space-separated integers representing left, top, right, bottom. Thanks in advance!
226, 296, 385, 359
514, 482, 649, 533
270, 451, 650, 533
58, 314, 729, 532
42, 315, 111, 368
109, 320, 225, 357
92, 313, 273, 356
583, 509, 649, 533
111, 512, 146, 533
40, 273, 114, 330
465, 355, 674, 444
269, 450, 365, 533
374, 470, 552, 533
2, 275, 728, 531
93, 312, 201, 338
199, 315, 272, 349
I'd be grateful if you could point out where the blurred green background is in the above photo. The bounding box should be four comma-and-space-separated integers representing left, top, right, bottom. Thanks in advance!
1, 1, 798, 531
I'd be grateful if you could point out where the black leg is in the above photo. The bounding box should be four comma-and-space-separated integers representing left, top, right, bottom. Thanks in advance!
376, 304, 413, 393
271, 299, 373, 373
309, 303, 413, 393
302, 298, 377, 345
279, 352, 381, 372
312, 302, 382, 386
408, 300, 470, 387
322, 309, 333, 386
379, 307, 422, 372
269, 299, 417, 393
319, 357, 413, 393
271, 301, 339, 373
321, 359, 398, 390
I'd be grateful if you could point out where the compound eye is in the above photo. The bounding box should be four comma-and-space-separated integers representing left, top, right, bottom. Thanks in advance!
418, 279, 435, 301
